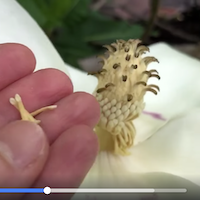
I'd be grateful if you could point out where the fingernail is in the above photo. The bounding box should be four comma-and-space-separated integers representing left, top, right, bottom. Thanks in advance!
0, 121, 46, 169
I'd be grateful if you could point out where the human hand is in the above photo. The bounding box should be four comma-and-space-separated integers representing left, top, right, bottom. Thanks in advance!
0, 43, 100, 200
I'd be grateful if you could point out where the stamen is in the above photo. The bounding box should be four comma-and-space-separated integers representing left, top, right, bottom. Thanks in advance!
147, 84, 160, 92
131, 64, 138, 69
145, 88, 158, 95
99, 69, 107, 73
135, 53, 139, 58
124, 46, 129, 52
142, 71, 151, 76
113, 63, 120, 69
143, 56, 159, 65
10, 94, 57, 124
149, 74, 161, 80
149, 69, 159, 74
31, 105, 57, 116
105, 83, 115, 88
135, 45, 149, 56
103, 45, 116, 52
117, 39, 126, 43
111, 43, 118, 49
122, 75, 128, 82
88, 69, 107, 76
125, 54, 131, 61
127, 94, 133, 101
97, 55, 107, 64
135, 81, 147, 86
97, 88, 106, 93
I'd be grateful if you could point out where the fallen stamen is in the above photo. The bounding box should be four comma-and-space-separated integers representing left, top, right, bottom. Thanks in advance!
10, 94, 57, 124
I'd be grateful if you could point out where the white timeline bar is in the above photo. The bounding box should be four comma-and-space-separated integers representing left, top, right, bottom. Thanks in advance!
43, 187, 187, 194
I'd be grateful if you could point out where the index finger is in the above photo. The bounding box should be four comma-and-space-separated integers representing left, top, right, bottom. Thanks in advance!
0, 43, 36, 91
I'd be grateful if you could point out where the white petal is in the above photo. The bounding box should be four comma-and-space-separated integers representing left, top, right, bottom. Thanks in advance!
127, 108, 200, 186
135, 43, 200, 144
78, 109, 200, 193
75, 169, 200, 199
145, 43, 200, 119
67, 65, 97, 93
134, 112, 168, 145
0, 0, 69, 75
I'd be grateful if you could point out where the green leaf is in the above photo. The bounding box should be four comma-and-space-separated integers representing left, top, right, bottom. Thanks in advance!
63, 0, 92, 28
48, 0, 80, 20
66, 11, 144, 44
17, 0, 48, 26
18, 0, 83, 34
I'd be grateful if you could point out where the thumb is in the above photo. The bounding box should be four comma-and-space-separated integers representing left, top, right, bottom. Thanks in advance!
0, 121, 49, 200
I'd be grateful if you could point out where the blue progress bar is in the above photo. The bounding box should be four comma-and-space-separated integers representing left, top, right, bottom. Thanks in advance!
0, 188, 44, 193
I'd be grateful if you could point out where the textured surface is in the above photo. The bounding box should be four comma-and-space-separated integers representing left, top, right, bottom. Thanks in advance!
91, 39, 160, 155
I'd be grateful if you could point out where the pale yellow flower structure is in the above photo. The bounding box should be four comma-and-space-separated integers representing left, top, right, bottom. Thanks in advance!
91, 39, 160, 155
9, 94, 57, 123
72, 40, 200, 200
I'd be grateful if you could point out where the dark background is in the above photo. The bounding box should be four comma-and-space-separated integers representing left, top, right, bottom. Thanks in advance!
17, 0, 200, 71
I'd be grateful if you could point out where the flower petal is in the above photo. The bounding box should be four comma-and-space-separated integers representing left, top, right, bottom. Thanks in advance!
0, 0, 69, 75
67, 65, 97, 94
74, 170, 200, 199
78, 109, 200, 191
134, 112, 168, 145
144, 43, 200, 119
134, 43, 200, 144
128, 108, 200, 186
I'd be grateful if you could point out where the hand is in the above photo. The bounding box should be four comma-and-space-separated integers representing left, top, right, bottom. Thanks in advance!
0, 43, 100, 200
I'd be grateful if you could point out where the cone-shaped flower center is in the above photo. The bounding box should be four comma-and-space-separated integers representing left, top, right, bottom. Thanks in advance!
90, 39, 160, 155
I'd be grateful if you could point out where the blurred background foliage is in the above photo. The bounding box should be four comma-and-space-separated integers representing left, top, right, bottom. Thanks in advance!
17, 0, 159, 69
17, 0, 200, 70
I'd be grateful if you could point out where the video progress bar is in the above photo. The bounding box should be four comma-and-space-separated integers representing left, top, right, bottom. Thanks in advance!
0, 187, 187, 194
49, 188, 187, 194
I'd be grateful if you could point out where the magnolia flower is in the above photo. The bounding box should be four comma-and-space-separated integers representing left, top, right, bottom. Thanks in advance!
70, 41, 200, 200
1, 0, 200, 199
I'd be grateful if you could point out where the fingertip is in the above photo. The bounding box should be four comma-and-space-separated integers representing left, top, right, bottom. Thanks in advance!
55, 124, 99, 169
0, 121, 49, 189
0, 43, 36, 90
0, 121, 48, 170
73, 92, 100, 127
33, 68, 73, 98
73, 124, 99, 160
0, 43, 36, 72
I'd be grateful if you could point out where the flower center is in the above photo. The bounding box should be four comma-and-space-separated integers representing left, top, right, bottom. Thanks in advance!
89, 39, 160, 155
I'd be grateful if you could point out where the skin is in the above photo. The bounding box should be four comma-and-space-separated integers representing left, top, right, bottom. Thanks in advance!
0, 43, 100, 200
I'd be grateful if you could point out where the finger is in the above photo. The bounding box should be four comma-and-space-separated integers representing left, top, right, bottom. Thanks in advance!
0, 121, 49, 200
0, 68, 73, 127
0, 43, 36, 90
29, 125, 98, 200
35, 92, 100, 143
